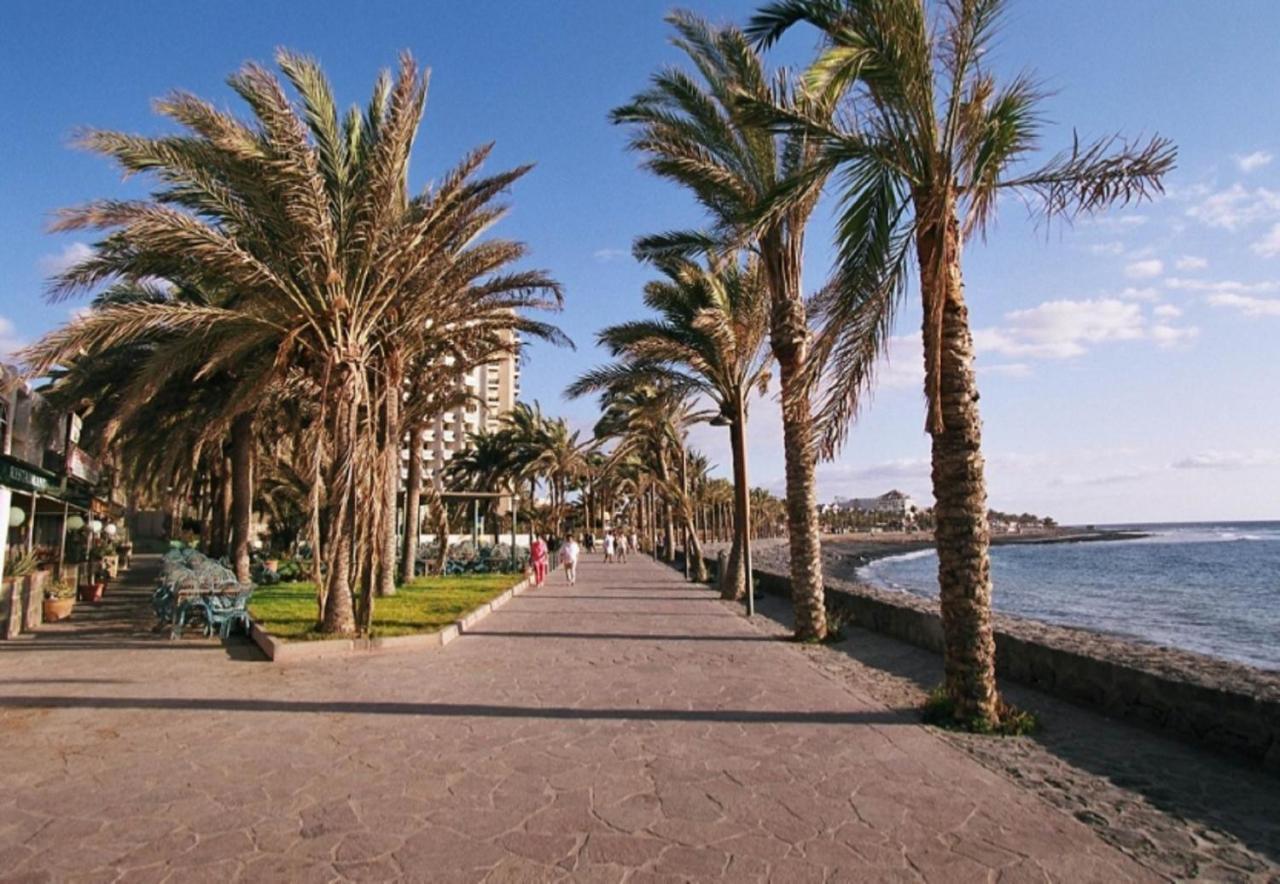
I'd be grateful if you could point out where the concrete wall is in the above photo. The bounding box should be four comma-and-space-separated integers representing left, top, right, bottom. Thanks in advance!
708, 555, 1280, 772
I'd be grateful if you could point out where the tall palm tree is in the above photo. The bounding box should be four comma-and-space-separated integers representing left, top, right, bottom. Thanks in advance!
567, 256, 770, 609
749, 0, 1174, 725
612, 12, 834, 639
27, 51, 564, 634
528, 418, 592, 536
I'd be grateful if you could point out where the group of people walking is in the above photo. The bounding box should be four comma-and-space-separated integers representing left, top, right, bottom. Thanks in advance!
527, 528, 640, 587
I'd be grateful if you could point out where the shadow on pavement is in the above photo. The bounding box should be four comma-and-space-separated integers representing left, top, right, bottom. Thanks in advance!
0, 694, 913, 726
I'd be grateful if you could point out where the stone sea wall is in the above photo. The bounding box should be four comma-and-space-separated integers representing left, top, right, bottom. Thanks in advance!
705, 552, 1280, 772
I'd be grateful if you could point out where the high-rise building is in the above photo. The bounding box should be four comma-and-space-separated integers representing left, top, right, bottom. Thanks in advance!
416, 346, 520, 487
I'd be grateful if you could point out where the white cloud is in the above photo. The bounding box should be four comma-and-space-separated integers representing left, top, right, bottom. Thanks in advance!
1124, 258, 1164, 279
1088, 241, 1125, 256
1206, 292, 1280, 317
1235, 151, 1273, 173
980, 362, 1032, 378
1174, 255, 1208, 271
1186, 184, 1280, 231
37, 242, 95, 278
1250, 223, 1280, 258
0, 316, 24, 358
1165, 277, 1279, 294
1149, 324, 1199, 348
873, 335, 925, 389
1088, 214, 1148, 229
592, 248, 629, 263
1117, 286, 1160, 302
1152, 304, 1183, 318
975, 298, 1146, 360
1172, 449, 1280, 470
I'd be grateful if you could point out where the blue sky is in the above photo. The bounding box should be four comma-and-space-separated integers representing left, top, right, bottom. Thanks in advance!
3, 1, 1279, 524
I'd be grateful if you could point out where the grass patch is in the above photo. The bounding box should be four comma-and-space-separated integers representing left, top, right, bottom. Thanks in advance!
921, 685, 1040, 736
248, 573, 521, 641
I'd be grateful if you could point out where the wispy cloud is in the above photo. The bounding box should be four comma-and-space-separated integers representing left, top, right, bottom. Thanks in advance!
975, 299, 1146, 359
1088, 241, 1125, 256
1153, 304, 1183, 318
1172, 449, 1280, 470
0, 316, 25, 359
1250, 223, 1280, 258
1186, 184, 1280, 231
37, 242, 95, 278
973, 298, 1197, 360
592, 248, 629, 263
1235, 151, 1274, 173
1206, 292, 1280, 317
1124, 258, 1163, 279
1117, 286, 1160, 302
1174, 255, 1208, 271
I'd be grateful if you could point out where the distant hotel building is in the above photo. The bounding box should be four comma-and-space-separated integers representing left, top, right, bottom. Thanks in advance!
418, 346, 520, 487
826, 489, 918, 517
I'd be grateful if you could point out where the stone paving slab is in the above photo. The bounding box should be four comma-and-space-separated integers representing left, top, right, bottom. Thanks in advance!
0, 555, 1156, 882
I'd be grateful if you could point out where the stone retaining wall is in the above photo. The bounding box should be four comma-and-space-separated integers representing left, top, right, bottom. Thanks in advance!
704, 554, 1280, 772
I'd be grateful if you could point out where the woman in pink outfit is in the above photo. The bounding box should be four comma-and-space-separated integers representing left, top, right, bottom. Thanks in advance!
530, 535, 549, 586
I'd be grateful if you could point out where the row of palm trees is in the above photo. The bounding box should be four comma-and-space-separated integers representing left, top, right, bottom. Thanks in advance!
26, 0, 1173, 729
576, 1, 1172, 727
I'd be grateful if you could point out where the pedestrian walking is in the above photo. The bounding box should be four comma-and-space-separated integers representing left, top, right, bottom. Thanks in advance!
616, 531, 629, 563
530, 534, 549, 587
559, 534, 580, 584
603, 530, 615, 563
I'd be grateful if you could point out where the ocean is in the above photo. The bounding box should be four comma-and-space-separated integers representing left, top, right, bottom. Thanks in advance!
856, 521, 1280, 671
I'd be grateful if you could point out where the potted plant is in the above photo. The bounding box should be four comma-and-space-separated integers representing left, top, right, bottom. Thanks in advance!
43, 578, 76, 622
78, 566, 107, 603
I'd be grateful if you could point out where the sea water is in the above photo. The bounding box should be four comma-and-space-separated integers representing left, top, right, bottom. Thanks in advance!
857, 522, 1280, 670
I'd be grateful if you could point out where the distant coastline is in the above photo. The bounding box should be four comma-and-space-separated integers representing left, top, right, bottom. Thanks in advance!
807, 526, 1151, 576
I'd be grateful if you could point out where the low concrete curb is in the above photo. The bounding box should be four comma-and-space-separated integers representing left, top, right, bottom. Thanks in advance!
250, 576, 531, 663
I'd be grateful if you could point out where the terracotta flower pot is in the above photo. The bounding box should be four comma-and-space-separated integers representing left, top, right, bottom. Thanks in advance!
42, 598, 75, 622
78, 583, 105, 603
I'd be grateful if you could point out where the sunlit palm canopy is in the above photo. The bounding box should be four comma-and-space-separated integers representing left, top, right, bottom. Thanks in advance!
745, 0, 1174, 449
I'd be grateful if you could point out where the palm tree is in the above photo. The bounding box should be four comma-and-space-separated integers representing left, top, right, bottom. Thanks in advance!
612, 12, 834, 640
528, 418, 592, 536
749, 0, 1173, 725
27, 51, 564, 634
445, 427, 518, 543
568, 256, 770, 609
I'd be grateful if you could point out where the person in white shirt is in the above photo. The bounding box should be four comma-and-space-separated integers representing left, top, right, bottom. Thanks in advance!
603, 531, 615, 563
616, 531, 629, 563
559, 535, 580, 584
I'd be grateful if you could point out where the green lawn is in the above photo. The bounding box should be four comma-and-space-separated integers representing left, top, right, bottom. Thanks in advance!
249, 573, 522, 640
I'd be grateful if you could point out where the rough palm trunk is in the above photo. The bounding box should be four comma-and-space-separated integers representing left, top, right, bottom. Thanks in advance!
722, 407, 752, 602
377, 366, 400, 597
917, 199, 998, 726
322, 365, 359, 634
230, 412, 254, 583
209, 455, 229, 558
400, 421, 423, 584
762, 235, 826, 641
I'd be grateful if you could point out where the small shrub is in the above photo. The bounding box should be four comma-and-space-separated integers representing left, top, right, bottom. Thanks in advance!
922, 685, 1039, 736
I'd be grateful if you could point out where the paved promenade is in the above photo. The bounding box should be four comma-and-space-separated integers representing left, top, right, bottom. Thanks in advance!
0, 555, 1153, 882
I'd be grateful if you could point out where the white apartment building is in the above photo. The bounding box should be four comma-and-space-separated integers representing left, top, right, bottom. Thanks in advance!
830, 489, 918, 516
416, 349, 520, 487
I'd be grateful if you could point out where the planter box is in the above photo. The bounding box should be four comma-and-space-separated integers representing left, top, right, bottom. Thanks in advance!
42, 598, 75, 622
250, 577, 529, 663
2, 580, 21, 639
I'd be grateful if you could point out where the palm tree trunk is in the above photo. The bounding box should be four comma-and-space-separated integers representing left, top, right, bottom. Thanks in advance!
722, 408, 752, 602
762, 235, 826, 641
322, 364, 359, 634
918, 202, 999, 726
209, 455, 229, 558
377, 365, 400, 597
230, 412, 254, 583
400, 422, 423, 584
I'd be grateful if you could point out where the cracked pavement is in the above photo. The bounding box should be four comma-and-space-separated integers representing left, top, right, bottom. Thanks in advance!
0, 555, 1155, 882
